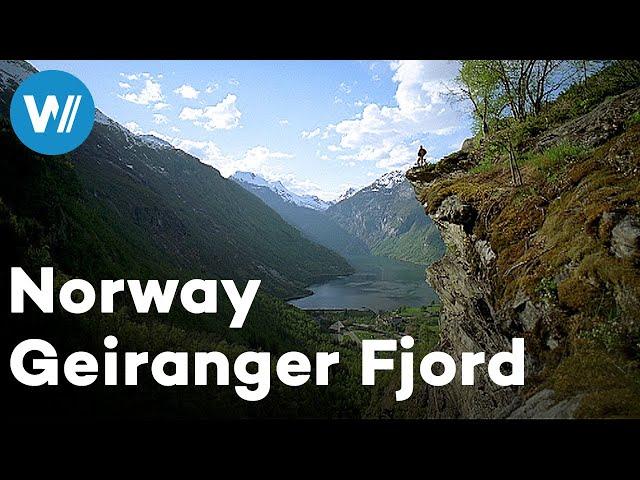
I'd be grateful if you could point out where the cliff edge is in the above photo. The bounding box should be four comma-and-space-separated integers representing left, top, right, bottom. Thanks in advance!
406, 86, 640, 418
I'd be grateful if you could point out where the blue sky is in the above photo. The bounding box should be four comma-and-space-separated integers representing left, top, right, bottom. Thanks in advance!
30, 60, 472, 200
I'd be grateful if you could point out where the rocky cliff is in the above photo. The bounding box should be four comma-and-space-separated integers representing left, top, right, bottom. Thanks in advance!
406, 86, 640, 418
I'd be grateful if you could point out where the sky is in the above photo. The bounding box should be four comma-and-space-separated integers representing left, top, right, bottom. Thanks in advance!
30, 60, 472, 201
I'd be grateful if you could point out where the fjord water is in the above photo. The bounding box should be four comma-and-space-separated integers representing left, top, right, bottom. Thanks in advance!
289, 255, 439, 311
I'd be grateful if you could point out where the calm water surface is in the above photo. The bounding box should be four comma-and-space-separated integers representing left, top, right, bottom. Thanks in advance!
289, 256, 439, 311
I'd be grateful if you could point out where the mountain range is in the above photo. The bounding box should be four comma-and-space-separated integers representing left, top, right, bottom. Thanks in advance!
232, 172, 370, 257
0, 60, 352, 300
232, 171, 332, 211
326, 171, 445, 265
1, 58, 443, 291
1, 59, 377, 419
234, 169, 444, 265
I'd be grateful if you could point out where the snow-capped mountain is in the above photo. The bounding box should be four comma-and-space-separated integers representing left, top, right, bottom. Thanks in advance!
232, 171, 332, 211
95, 110, 173, 151
331, 171, 403, 205
336, 187, 358, 203
0, 59, 37, 88
139, 134, 173, 149
362, 170, 405, 193
325, 169, 444, 265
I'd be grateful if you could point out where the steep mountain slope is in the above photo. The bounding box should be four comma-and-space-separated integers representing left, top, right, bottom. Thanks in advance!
1, 61, 368, 420
233, 173, 369, 257
327, 171, 444, 265
406, 82, 640, 418
0, 60, 352, 299
1, 117, 368, 419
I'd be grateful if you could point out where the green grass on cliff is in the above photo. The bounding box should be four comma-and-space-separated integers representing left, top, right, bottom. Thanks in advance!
409, 69, 640, 417
425, 126, 640, 417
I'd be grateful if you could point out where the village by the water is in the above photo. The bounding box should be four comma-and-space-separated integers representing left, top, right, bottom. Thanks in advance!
307, 302, 441, 349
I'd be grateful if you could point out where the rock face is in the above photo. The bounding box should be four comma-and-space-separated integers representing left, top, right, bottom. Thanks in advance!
611, 214, 640, 262
424, 195, 519, 417
507, 389, 584, 419
405, 86, 640, 418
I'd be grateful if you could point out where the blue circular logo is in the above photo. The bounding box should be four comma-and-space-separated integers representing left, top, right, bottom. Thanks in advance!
10, 70, 95, 155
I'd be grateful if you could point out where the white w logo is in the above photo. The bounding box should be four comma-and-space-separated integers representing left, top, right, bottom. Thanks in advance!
23, 95, 82, 133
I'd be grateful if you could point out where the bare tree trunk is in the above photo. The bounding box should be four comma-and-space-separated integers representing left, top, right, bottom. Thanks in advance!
508, 148, 523, 186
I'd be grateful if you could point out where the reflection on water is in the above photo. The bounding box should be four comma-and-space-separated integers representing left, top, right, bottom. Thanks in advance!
289, 255, 439, 311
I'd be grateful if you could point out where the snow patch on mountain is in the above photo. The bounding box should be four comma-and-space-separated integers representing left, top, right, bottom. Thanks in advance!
95, 109, 124, 129
335, 187, 358, 203
94, 110, 172, 150
232, 171, 331, 210
0, 60, 36, 88
363, 170, 405, 193
139, 134, 173, 149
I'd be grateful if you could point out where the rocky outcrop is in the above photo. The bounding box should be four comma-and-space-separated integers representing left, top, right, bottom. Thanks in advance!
610, 214, 640, 263
405, 86, 640, 418
535, 87, 640, 150
506, 389, 584, 419
423, 195, 520, 417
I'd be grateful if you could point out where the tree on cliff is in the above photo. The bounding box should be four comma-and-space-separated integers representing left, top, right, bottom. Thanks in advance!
454, 60, 584, 187
492, 61, 576, 119
456, 60, 579, 123
454, 61, 505, 137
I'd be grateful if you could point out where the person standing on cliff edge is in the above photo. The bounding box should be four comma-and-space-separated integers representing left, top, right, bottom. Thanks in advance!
417, 145, 427, 166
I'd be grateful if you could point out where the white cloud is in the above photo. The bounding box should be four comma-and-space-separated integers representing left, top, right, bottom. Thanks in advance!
321, 124, 335, 139
124, 122, 142, 134
339, 82, 352, 94
326, 60, 463, 173
153, 114, 168, 125
146, 130, 172, 141
238, 146, 292, 174
228, 78, 240, 87
205, 83, 219, 93
174, 84, 200, 99
153, 102, 170, 111
327, 144, 341, 152
171, 139, 232, 172
120, 73, 140, 81
179, 94, 242, 130
279, 119, 289, 126
372, 74, 380, 82
118, 78, 164, 105
174, 141, 291, 177
118, 82, 132, 89
273, 173, 338, 202
301, 127, 321, 139
170, 126, 180, 133
132, 128, 335, 200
